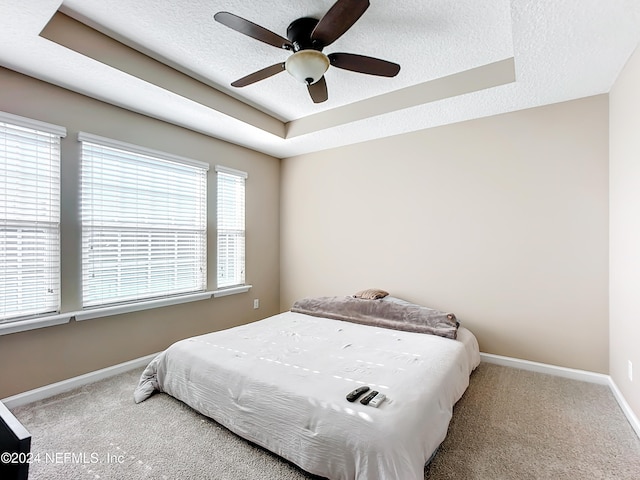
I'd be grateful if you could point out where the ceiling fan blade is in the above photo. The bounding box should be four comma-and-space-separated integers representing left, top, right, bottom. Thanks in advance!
231, 63, 286, 87
311, 0, 370, 48
307, 77, 328, 103
328, 52, 400, 77
215, 12, 293, 50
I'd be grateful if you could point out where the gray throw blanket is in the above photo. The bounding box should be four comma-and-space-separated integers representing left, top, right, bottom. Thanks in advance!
291, 296, 459, 339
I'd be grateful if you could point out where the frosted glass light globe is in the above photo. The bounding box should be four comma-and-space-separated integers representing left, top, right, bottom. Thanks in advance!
285, 50, 330, 85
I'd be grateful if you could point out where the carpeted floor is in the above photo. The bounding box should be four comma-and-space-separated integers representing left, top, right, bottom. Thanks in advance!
10, 362, 640, 479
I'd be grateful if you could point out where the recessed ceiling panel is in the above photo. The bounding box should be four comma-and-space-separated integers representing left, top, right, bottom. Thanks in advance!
1, 0, 639, 158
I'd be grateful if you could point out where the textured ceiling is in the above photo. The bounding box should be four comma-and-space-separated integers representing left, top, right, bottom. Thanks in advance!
1, 0, 639, 158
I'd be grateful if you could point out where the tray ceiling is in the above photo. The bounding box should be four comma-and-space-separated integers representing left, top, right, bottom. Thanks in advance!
1, 0, 639, 158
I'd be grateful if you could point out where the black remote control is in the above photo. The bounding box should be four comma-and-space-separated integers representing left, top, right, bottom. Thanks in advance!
346, 386, 370, 402
360, 390, 378, 405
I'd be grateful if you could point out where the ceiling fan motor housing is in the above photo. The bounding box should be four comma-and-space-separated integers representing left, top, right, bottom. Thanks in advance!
286, 17, 322, 51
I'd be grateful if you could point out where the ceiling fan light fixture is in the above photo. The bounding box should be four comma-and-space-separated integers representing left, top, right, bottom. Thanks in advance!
285, 50, 330, 85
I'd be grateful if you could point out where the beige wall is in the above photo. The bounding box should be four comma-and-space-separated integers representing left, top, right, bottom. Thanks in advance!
281, 95, 609, 374
610, 45, 640, 418
0, 68, 280, 398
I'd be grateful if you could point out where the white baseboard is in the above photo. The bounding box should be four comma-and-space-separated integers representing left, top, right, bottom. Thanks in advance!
481, 352, 640, 438
608, 377, 640, 439
480, 353, 610, 384
1, 352, 159, 410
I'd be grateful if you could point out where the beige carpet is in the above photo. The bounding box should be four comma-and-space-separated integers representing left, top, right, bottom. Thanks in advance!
10, 362, 640, 479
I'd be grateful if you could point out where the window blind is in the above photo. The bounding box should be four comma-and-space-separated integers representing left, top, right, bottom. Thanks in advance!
216, 165, 247, 289
80, 133, 208, 308
0, 113, 65, 322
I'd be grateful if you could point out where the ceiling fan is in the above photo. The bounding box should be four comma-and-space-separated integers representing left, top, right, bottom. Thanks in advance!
214, 0, 400, 104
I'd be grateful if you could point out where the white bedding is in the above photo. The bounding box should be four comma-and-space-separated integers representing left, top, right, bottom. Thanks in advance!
134, 311, 480, 480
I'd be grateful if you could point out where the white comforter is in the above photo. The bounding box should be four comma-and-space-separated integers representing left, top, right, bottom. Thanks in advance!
134, 311, 480, 480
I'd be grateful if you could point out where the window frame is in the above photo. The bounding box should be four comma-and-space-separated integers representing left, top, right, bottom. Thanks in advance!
0, 111, 66, 324
215, 165, 248, 290
78, 132, 209, 309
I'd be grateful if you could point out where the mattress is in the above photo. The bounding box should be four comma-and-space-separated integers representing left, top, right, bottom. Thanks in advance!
134, 311, 480, 480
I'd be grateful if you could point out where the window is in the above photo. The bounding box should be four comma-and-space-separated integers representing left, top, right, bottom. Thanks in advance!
80, 133, 208, 308
0, 112, 65, 322
216, 165, 247, 289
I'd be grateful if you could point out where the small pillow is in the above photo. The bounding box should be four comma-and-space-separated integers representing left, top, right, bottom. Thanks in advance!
353, 288, 389, 300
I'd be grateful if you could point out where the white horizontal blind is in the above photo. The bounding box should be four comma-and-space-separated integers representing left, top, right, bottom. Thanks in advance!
216, 166, 246, 289
80, 135, 208, 307
0, 115, 64, 322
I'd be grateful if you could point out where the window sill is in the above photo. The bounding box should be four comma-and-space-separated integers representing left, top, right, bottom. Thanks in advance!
0, 285, 252, 336
0, 314, 73, 336
212, 285, 252, 297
